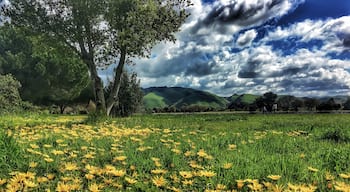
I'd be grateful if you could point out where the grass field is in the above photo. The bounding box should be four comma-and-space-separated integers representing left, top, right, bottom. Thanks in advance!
0, 113, 350, 191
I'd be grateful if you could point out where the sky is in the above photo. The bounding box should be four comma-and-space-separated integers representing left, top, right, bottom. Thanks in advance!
1, 0, 349, 97
124, 0, 350, 97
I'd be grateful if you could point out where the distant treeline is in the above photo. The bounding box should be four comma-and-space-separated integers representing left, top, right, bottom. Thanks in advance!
149, 92, 350, 113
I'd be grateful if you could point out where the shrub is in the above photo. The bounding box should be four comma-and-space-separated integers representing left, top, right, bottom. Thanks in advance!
0, 74, 22, 112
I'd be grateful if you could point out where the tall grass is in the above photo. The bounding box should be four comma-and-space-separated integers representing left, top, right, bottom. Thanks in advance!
0, 113, 349, 191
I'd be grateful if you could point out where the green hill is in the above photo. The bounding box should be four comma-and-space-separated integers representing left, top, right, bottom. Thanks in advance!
143, 87, 229, 110
229, 94, 259, 104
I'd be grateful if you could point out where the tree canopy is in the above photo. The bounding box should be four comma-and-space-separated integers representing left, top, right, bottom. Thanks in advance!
2, 0, 192, 116
0, 25, 90, 108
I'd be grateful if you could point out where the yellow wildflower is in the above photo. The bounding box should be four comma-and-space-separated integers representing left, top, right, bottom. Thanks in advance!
216, 184, 227, 190
84, 153, 95, 159
37, 177, 49, 183
89, 183, 101, 192
151, 169, 168, 174
184, 151, 193, 157
29, 162, 38, 168
179, 171, 193, 179
335, 181, 350, 192
339, 173, 350, 179
63, 162, 79, 171
222, 163, 233, 169
110, 170, 126, 177
198, 170, 216, 177
0, 179, 7, 185
47, 173, 55, 180
325, 171, 335, 181
267, 175, 281, 181
228, 144, 237, 150
85, 174, 95, 180
30, 144, 40, 149
197, 149, 209, 158
182, 180, 194, 185
24, 180, 37, 188
236, 179, 245, 189
125, 177, 137, 184
113, 155, 127, 162
152, 176, 167, 188
51, 150, 65, 155
308, 166, 319, 172
56, 182, 70, 192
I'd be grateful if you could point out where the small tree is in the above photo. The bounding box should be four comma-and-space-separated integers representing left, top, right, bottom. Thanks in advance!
106, 71, 143, 117
0, 74, 22, 112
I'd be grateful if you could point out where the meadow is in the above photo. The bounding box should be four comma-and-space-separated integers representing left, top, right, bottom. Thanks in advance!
0, 113, 349, 191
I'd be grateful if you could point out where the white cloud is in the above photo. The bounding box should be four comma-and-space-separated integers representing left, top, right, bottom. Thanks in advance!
236, 29, 257, 47
134, 1, 350, 97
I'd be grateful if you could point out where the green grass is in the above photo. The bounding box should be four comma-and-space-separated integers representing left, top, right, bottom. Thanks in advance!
0, 113, 350, 191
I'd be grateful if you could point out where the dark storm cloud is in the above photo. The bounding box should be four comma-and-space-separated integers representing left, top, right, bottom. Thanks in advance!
185, 61, 218, 76
238, 59, 261, 78
203, 0, 284, 26
191, 0, 297, 35
344, 35, 350, 47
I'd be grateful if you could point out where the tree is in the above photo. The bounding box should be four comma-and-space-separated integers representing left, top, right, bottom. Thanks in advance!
277, 96, 303, 111
2, 0, 191, 116
0, 74, 22, 112
106, 71, 143, 117
343, 98, 350, 110
255, 92, 277, 112
317, 98, 341, 111
304, 98, 319, 111
0, 25, 90, 112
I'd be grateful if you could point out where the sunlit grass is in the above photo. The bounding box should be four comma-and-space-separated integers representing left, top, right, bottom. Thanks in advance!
0, 113, 350, 191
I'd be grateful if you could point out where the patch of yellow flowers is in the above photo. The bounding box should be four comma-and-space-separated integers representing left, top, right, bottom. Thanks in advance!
0, 116, 350, 191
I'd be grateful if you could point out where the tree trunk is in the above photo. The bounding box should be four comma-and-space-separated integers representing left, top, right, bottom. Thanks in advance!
106, 47, 127, 116
60, 105, 65, 114
89, 61, 106, 114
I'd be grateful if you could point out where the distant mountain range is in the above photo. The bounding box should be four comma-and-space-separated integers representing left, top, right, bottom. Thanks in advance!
142, 86, 349, 110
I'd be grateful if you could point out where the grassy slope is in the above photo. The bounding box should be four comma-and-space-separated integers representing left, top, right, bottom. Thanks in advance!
143, 92, 168, 109
143, 87, 228, 109
229, 94, 260, 104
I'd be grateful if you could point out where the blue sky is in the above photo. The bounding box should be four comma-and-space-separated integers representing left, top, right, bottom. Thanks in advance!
127, 0, 350, 97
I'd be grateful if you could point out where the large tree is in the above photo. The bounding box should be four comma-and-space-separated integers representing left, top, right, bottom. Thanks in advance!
0, 25, 90, 111
2, 0, 191, 115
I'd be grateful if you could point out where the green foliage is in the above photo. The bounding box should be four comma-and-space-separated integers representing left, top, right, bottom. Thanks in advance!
0, 25, 90, 106
0, 74, 22, 112
2, 0, 191, 115
106, 71, 143, 117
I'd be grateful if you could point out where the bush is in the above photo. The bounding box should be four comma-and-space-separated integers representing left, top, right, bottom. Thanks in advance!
0, 74, 23, 112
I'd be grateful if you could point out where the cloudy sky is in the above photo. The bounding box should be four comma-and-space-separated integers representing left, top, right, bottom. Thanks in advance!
126, 0, 350, 97
2, 0, 348, 97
